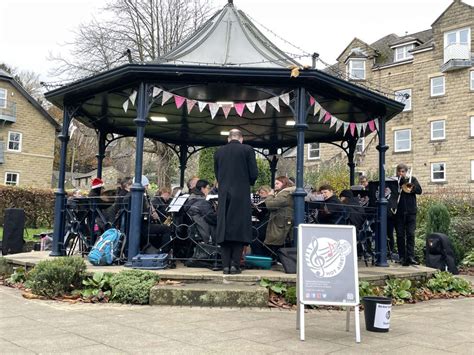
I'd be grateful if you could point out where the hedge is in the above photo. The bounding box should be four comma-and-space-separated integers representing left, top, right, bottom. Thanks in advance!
0, 186, 55, 228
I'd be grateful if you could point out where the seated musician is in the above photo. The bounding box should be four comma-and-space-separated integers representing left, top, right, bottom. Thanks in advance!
250, 185, 272, 256
182, 179, 217, 244
152, 187, 172, 223
318, 184, 343, 224
262, 176, 295, 255
339, 190, 365, 230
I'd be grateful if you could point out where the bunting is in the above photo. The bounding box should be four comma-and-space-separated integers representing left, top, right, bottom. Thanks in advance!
234, 103, 245, 116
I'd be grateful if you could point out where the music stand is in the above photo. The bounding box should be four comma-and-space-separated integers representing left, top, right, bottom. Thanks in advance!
167, 194, 189, 213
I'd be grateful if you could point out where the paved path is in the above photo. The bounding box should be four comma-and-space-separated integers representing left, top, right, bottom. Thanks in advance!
0, 286, 472, 354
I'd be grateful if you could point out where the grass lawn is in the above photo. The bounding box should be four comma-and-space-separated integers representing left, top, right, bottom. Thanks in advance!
0, 227, 52, 241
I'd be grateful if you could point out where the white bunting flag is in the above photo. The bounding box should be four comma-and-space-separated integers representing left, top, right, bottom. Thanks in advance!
152, 87, 162, 98
68, 122, 77, 139
313, 102, 321, 116
279, 93, 290, 106
161, 91, 173, 105
343, 122, 350, 136
319, 108, 326, 122
335, 119, 343, 133
129, 90, 137, 106
123, 99, 129, 113
198, 101, 207, 112
356, 123, 363, 136
257, 100, 267, 114
222, 104, 232, 118
208, 103, 219, 119
330, 116, 337, 128
374, 118, 380, 131
186, 99, 197, 114
246, 102, 256, 113
268, 97, 280, 112
361, 122, 367, 134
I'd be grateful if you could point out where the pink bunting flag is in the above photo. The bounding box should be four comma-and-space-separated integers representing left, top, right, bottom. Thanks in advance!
208, 103, 219, 119
246, 102, 256, 113
257, 100, 267, 114
368, 120, 375, 132
161, 91, 173, 105
234, 103, 245, 117
186, 99, 197, 114
268, 97, 280, 112
222, 104, 232, 118
350, 122, 356, 136
309, 96, 315, 106
323, 111, 331, 123
280, 93, 290, 106
174, 95, 185, 109
198, 101, 207, 112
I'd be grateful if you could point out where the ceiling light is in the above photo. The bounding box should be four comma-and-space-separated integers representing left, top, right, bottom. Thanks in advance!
286, 120, 296, 126
150, 116, 168, 122
220, 131, 230, 136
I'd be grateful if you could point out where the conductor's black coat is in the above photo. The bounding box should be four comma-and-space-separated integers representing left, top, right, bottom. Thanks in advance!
214, 140, 258, 244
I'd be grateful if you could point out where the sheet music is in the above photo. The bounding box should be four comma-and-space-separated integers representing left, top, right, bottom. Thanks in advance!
206, 194, 218, 201
167, 194, 189, 212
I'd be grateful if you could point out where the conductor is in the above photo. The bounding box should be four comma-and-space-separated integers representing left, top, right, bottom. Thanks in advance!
214, 129, 258, 274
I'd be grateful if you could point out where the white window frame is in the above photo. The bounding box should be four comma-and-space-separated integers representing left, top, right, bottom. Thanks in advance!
356, 137, 365, 154
7, 131, 22, 152
444, 27, 471, 49
470, 71, 474, 91
346, 59, 366, 80
307, 143, 320, 160
394, 44, 414, 62
0, 88, 6, 109
431, 162, 446, 182
395, 89, 412, 111
471, 116, 474, 137
394, 129, 411, 152
4, 172, 19, 186
471, 160, 474, 181
430, 76, 445, 97
430, 120, 445, 140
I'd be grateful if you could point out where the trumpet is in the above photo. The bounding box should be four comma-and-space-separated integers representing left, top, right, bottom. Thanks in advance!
401, 168, 414, 193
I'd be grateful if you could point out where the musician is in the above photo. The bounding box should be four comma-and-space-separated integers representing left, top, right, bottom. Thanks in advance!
318, 184, 343, 224
152, 187, 172, 223
394, 163, 422, 266
250, 185, 272, 256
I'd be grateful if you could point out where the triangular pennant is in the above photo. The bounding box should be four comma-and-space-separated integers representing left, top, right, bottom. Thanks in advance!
368, 120, 375, 132
335, 119, 343, 133
123, 99, 129, 113
129, 90, 137, 106
186, 99, 197, 114
174, 95, 186, 109
313, 103, 321, 116
319, 108, 326, 122
234, 103, 245, 117
152, 87, 162, 98
257, 100, 267, 114
374, 118, 380, 131
208, 103, 219, 119
309, 96, 315, 106
222, 104, 232, 118
161, 91, 173, 105
323, 111, 331, 123
268, 97, 280, 112
356, 123, 363, 136
280, 93, 290, 106
343, 122, 350, 135
350, 122, 356, 136
361, 122, 367, 134
330, 116, 337, 128
198, 101, 207, 112
246, 102, 256, 113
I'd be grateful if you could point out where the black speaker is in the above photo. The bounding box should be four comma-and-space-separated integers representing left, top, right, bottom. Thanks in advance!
2, 208, 25, 255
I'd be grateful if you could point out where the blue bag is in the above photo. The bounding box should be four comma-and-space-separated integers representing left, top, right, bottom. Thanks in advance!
88, 228, 125, 266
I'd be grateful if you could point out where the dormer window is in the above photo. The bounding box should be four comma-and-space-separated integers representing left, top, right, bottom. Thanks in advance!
346, 59, 366, 80
394, 44, 414, 62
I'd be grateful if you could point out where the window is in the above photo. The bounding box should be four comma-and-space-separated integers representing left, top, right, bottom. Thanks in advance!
0, 88, 6, 108
394, 129, 411, 152
5, 172, 19, 186
471, 116, 474, 137
431, 120, 445, 140
395, 89, 412, 111
470, 71, 474, 90
471, 160, 474, 181
346, 60, 365, 80
308, 143, 320, 160
7, 131, 22, 152
394, 44, 414, 62
356, 137, 365, 154
431, 162, 446, 182
430, 76, 445, 96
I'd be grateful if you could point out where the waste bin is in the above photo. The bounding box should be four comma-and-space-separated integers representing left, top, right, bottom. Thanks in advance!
362, 296, 392, 332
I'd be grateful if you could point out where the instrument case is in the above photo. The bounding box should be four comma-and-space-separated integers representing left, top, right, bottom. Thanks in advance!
131, 253, 169, 270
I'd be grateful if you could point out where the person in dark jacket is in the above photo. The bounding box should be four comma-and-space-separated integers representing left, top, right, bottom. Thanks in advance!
339, 189, 365, 230
214, 129, 258, 274
318, 184, 343, 224
394, 163, 422, 266
182, 180, 217, 243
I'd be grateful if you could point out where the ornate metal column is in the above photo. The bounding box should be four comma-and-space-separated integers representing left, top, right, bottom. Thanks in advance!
127, 83, 151, 262
347, 138, 357, 186
51, 106, 77, 256
179, 143, 188, 188
268, 148, 279, 189
292, 87, 308, 246
376, 118, 389, 267
96, 130, 106, 179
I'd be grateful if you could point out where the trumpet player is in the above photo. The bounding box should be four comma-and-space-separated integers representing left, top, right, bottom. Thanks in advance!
394, 163, 422, 266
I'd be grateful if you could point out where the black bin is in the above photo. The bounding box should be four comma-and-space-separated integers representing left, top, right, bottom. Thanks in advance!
362, 296, 392, 332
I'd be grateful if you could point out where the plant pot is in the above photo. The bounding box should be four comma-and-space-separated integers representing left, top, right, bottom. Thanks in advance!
362, 296, 392, 332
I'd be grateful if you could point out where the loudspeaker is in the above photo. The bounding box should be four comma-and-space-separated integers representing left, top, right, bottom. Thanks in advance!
2, 208, 25, 255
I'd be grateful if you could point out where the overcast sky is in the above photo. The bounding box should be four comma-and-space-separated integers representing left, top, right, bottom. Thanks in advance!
1, 0, 472, 82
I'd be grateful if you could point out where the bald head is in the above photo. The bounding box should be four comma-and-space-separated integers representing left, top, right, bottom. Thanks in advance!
228, 129, 243, 143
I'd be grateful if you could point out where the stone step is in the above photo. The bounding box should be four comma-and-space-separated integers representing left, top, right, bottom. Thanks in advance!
149, 282, 269, 307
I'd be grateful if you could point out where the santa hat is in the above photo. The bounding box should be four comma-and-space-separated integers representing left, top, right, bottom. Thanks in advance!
91, 177, 104, 189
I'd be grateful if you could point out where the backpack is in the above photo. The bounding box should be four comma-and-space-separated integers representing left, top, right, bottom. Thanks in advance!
88, 228, 126, 266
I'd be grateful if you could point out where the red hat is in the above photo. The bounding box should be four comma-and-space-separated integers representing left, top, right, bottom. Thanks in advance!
91, 177, 104, 189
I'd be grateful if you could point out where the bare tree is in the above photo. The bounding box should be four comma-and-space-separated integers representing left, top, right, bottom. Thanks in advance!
1, 63, 47, 107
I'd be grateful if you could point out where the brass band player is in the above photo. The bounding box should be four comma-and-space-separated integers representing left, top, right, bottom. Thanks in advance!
394, 163, 422, 266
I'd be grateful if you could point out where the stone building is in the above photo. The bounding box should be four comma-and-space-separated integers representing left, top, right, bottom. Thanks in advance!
0, 69, 59, 188
306, 0, 473, 193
